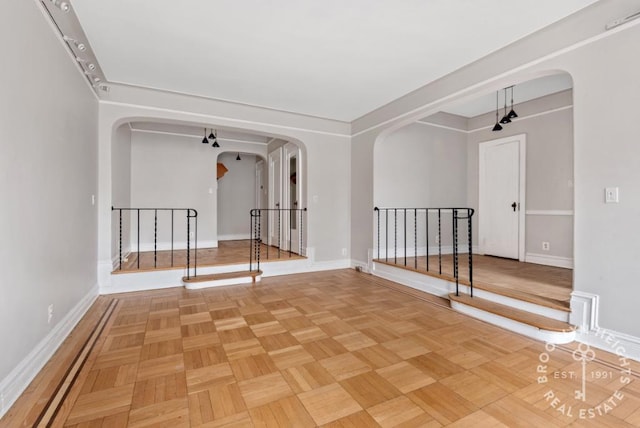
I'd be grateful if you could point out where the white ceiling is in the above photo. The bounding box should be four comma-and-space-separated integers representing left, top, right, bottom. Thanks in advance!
442, 73, 574, 118
72, 0, 597, 122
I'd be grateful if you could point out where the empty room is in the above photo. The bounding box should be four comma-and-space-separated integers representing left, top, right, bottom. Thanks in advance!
2, 1, 640, 426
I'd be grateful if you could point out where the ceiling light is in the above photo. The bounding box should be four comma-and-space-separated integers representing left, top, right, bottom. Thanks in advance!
93, 83, 110, 92
492, 91, 503, 132
51, 0, 70, 13
507, 86, 518, 119
88, 63, 96, 71
236, 153, 241, 161
202, 128, 209, 144
63, 36, 86, 51
211, 130, 220, 148
208, 129, 215, 140
500, 88, 511, 124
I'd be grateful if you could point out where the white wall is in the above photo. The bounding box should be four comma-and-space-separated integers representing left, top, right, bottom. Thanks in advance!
111, 124, 131, 261
374, 121, 468, 252
130, 131, 219, 248
375, 122, 468, 207
0, 0, 98, 412
217, 152, 257, 240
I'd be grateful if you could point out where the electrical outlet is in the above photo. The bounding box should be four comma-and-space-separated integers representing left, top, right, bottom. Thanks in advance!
435, 234, 440, 244
341, 248, 347, 256
47, 304, 54, 324
542, 242, 550, 251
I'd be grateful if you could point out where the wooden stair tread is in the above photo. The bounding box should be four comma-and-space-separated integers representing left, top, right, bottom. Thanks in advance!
449, 293, 575, 332
472, 281, 570, 312
182, 270, 262, 283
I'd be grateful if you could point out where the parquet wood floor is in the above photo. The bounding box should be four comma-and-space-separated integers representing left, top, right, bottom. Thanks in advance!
375, 254, 573, 308
4, 270, 639, 427
115, 240, 304, 273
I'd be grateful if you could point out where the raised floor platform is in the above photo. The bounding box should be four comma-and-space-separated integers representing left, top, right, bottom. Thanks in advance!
372, 256, 575, 343
374, 254, 572, 310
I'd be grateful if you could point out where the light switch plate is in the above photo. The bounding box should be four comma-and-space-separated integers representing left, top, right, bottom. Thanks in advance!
605, 187, 619, 203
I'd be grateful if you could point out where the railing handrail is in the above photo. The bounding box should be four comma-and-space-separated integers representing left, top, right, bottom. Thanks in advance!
374, 206, 474, 218
374, 206, 474, 297
111, 206, 198, 278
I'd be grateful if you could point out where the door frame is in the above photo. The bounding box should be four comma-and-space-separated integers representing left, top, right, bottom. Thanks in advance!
478, 133, 527, 261
268, 147, 283, 247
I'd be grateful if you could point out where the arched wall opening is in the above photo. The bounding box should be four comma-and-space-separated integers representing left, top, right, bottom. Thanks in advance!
108, 118, 307, 263
372, 70, 575, 293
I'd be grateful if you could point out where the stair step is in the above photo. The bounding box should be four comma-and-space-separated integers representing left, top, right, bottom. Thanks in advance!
182, 270, 262, 288
472, 282, 569, 312
449, 293, 575, 333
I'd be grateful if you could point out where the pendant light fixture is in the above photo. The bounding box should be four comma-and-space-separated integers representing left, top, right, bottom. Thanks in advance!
500, 88, 511, 124
492, 91, 503, 132
208, 129, 215, 140
211, 129, 220, 148
507, 86, 518, 119
236, 153, 241, 161
202, 128, 209, 144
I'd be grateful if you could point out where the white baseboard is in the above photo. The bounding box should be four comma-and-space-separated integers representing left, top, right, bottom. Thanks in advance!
351, 259, 371, 273
102, 246, 351, 294
571, 290, 640, 362
525, 252, 573, 269
0, 284, 99, 418
372, 261, 452, 297
218, 234, 251, 241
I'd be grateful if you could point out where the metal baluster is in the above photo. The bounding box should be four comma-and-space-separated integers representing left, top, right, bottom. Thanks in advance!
118, 208, 122, 270
414, 209, 417, 270
438, 209, 442, 274
137, 209, 140, 269
266, 210, 270, 259
394, 209, 397, 264
453, 209, 459, 296
250, 210, 254, 272
194, 211, 198, 277
154, 209, 158, 268
425, 209, 429, 272
385, 209, 388, 262
171, 210, 174, 267
277, 209, 281, 258
468, 209, 473, 297
257, 210, 261, 270
186, 210, 191, 280
375, 207, 380, 259
299, 209, 303, 256
289, 209, 292, 258
403, 209, 407, 266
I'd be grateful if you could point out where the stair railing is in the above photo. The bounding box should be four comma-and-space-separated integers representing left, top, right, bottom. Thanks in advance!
249, 208, 307, 272
374, 207, 474, 297
112, 207, 198, 279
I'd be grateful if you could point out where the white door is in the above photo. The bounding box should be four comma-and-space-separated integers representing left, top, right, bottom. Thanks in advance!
268, 148, 282, 248
479, 134, 526, 260
255, 160, 268, 243
283, 143, 301, 254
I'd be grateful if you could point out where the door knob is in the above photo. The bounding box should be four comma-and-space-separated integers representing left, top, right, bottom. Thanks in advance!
511, 202, 517, 212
